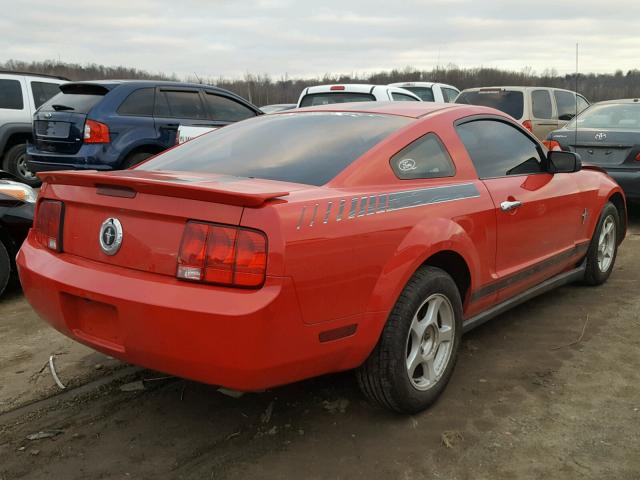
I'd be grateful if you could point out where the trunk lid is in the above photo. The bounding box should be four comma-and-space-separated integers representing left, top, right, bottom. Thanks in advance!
563, 129, 640, 167
40, 170, 299, 276
33, 83, 109, 154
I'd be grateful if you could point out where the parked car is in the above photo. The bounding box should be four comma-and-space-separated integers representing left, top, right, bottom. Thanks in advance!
0, 171, 35, 296
27, 80, 262, 177
260, 104, 296, 114
388, 82, 460, 103
547, 98, 640, 203
0, 71, 66, 185
19, 102, 625, 413
456, 86, 590, 140
297, 84, 421, 107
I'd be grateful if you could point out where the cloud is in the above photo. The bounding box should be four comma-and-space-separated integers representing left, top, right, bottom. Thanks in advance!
0, 0, 638, 79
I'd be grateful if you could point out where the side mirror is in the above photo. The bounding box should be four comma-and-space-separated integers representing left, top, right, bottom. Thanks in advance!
547, 151, 582, 173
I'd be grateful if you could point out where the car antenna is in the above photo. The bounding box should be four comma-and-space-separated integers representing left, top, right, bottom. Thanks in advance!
574, 42, 579, 146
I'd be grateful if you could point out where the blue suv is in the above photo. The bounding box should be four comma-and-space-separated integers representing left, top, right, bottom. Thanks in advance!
27, 80, 262, 178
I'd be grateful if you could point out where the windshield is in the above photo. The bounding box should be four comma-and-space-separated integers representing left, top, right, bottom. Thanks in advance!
139, 112, 411, 186
299, 92, 376, 107
456, 90, 524, 119
567, 103, 640, 130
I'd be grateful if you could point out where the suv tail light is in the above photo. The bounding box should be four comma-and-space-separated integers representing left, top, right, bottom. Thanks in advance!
522, 120, 533, 132
177, 221, 267, 288
542, 140, 563, 151
84, 119, 110, 143
34, 200, 63, 252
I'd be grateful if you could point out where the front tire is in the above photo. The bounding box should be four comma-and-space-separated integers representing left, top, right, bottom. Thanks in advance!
357, 266, 463, 413
0, 241, 11, 297
5, 144, 40, 187
584, 202, 620, 285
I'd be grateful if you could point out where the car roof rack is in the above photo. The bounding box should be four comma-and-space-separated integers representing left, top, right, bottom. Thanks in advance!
0, 70, 70, 81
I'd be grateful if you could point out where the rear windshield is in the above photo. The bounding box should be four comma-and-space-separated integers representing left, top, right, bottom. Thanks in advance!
568, 103, 640, 129
138, 112, 411, 186
299, 92, 376, 107
402, 87, 434, 102
39, 84, 108, 114
456, 90, 524, 119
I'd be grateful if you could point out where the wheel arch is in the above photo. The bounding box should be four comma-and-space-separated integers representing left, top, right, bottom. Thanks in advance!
0, 125, 33, 167
607, 191, 627, 243
119, 143, 165, 166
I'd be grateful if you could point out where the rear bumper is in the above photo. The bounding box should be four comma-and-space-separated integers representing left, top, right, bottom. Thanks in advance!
605, 169, 640, 201
26, 144, 116, 172
17, 235, 373, 390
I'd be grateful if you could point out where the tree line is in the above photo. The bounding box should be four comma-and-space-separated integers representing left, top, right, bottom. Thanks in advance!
3, 59, 639, 106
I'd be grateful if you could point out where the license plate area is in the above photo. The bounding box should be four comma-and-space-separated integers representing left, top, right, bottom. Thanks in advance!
35, 120, 71, 139
61, 293, 124, 353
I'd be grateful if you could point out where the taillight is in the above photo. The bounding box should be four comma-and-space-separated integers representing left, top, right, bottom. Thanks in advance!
330, 85, 345, 91
542, 140, 563, 151
84, 119, 110, 143
34, 200, 63, 252
635, 152, 640, 161
522, 120, 533, 132
177, 222, 267, 288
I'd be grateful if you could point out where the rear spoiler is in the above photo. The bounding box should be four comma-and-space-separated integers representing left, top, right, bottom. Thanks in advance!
37, 170, 290, 207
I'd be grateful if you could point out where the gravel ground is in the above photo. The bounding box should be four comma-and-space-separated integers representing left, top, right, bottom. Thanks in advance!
0, 208, 638, 480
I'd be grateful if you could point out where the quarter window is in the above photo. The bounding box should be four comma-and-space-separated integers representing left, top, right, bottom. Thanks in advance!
392, 92, 419, 102
204, 93, 256, 121
531, 90, 553, 119
31, 82, 61, 109
442, 88, 459, 103
577, 95, 589, 113
117, 88, 155, 116
390, 133, 455, 180
0, 79, 24, 110
456, 120, 543, 178
156, 90, 207, 119
555, 90, 578, 121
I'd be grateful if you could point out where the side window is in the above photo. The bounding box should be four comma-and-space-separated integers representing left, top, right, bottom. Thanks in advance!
117, 88, 155, 116
442, 88, 459, 103
456, 120, 543, 178
555, 90, 578, 121
392, 92, 419, 102
160, 90, 207, 119
0, 79, 24, 110
390, 133, 455, 180
531, 90, 553, 119
31, 82, 61, 109
577, 95, 589, 113
204, 93, 256, 121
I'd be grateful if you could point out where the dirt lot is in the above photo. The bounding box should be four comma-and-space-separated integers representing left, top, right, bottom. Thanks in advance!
1, 210, 639, 480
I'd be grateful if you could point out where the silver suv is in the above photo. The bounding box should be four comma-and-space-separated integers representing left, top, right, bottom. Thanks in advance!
0, 71, 67, 185
456, 86, 590, 140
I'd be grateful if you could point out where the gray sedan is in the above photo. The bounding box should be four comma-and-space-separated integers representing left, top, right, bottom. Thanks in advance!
547, 99, 640, 202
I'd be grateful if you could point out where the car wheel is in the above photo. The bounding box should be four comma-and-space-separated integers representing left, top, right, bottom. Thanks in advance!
584, 202, 620, 286
5, 144, 40, 187
357, 266, 463, 413
0, 241, 10, 297
122, 152, 153, 169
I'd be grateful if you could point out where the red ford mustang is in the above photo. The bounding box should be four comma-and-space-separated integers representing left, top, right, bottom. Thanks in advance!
18, 102, 626, 413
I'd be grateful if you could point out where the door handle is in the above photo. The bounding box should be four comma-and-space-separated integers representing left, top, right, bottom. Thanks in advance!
500, 200, 522, 212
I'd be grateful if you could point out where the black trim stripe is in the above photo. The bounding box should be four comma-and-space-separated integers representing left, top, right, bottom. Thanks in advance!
471, 241, 590, 302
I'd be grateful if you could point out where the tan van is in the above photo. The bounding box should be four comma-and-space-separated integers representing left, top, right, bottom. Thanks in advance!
455, 86, 590, 140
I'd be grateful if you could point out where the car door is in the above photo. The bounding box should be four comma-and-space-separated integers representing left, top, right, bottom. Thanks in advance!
153, 88, 217, 148
455, 118, 585, 300
530, 89, 558, 140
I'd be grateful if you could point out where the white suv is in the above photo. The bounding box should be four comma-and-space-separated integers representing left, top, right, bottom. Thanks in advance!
388, 82, 460, 103
297, 84, 421, 107
0, 71, 67, 185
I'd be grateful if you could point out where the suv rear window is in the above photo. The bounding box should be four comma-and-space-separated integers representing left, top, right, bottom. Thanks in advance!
40, 83, 108, 114
299, 92, 375, 107
139, 112, 411, 186
456, 90, 524, 119
0, 79, 24, 110
402, 87, 434, 102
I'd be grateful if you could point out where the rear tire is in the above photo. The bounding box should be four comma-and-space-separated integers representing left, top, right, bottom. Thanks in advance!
0, 241, 11, 297
122, 152, 153, 169
357, 266, 463, 414
584, 202, 619, 286
5, 144, 40, 187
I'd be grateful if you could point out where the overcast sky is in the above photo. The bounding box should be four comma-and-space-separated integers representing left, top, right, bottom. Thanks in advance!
2, 0, 639, 79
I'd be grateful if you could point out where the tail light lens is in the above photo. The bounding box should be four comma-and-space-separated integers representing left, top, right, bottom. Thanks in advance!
177, 221, 267, 288
34, 200, 63, 252
522, 120, 533, 132
84, 119, 111, 143
542, 140, 563, 151
635, 152, 640, 161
